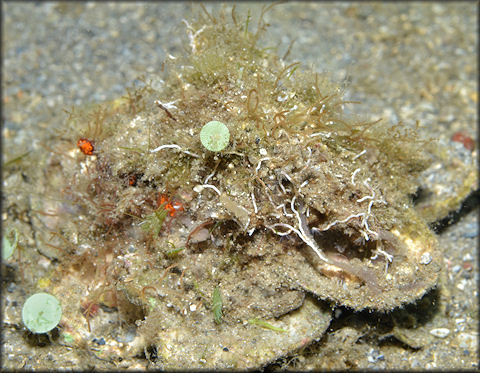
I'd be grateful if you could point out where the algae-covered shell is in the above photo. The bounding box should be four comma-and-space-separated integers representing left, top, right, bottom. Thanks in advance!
24, 4, 452, 370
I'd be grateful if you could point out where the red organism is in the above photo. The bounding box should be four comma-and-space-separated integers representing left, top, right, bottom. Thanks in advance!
451, 131, 475, 151
158, 193, 184, 217
77, 138, 95, 155
128, 174, 137, 186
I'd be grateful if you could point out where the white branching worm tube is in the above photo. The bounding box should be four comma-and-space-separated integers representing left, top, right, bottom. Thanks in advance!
150, 144, 199, 158
256, 157, 270, 173
251, 192, 258, 214
151, 144, 181, 152
357, 179, 375, 202
353, 149, 367, 160
351, 168, 361, 185
271, 196, 331, 264
193, 184, 221, 196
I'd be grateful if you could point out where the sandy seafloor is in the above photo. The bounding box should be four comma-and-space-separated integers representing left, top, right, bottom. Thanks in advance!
2, 2, 478, 370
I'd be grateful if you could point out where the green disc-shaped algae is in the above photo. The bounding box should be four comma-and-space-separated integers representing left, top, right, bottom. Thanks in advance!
22, 293, 62, 334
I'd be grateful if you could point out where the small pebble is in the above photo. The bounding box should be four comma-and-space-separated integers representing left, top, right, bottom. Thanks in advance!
6, 282, 16, 293
334, 308, 342, 318
93, 337, 106, 345
451, 264, 462, 274
429, 328, 450, 338
462, 253, 473, 261
420, 252, 432, 265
